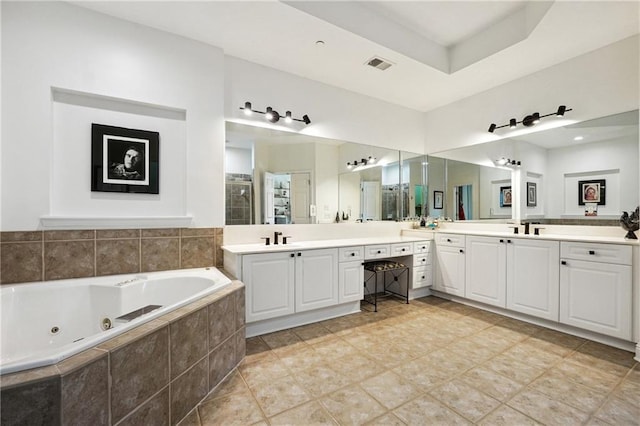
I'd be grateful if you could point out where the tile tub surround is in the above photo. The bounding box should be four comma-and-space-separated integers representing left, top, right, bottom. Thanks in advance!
0, 281, 245, 426
186, 297, 639, 426
0, 227, 224, 285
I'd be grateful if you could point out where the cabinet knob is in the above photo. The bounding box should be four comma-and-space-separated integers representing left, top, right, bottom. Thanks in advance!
561, 260, 567, 265
290, 253, 295, 258
447, 238, 451, 242
377, 250, 381, 254
588, 250, 595, 255
459, 249, 464, 253
499, 239, 504, 243
507, 239, 512, 244
402, 248, 406, 251
421, 276, 425, 279
351, 253, 356, 256
297, 252, 302, 257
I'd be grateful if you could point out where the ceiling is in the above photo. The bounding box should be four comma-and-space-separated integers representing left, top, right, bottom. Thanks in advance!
73, 1, 639, 113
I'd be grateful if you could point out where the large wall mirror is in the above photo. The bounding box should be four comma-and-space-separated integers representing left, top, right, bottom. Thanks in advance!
224, 122, 426, 225
428, 109, 639, 223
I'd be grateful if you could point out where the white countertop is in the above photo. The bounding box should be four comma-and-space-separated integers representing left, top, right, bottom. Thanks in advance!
222, 235, 431, 255
405, 228, 638, 245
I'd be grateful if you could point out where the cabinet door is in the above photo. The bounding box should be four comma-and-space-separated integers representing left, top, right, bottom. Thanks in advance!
295, 248, 339, 312
560, 259, 632, 340
339, 261, 364, 303
242, 252, 295, 322
465, 236, 506, 307
435, 246, 465, 296
506, 239, 559, 321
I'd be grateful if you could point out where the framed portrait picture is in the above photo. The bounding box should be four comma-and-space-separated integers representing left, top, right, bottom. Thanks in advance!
500, 186, 512, 207
527, 182, 537, 207
578, 179, 605, 206
434, 191, 443, 209
91, 124, 159, 194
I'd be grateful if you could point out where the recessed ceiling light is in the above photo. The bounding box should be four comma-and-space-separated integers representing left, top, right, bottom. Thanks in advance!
315, 40, 325, 46
574, 136, 584, 141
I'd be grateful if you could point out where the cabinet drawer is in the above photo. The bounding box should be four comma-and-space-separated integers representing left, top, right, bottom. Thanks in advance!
436, 234, 465, 247
391, 242, 413, 256
338, 246, 364, 262
414, 241, 431, 254
413, 253, 431, 267
561, 242, 632, 265
412, 265, 432, 289
364, 244, 391, 260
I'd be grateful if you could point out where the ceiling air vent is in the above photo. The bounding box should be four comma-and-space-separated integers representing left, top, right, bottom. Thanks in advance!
366, 56, 393, 71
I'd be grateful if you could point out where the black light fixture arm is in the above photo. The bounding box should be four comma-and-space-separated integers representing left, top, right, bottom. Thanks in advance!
240, 101, 311, 125
488, 105, 572, 133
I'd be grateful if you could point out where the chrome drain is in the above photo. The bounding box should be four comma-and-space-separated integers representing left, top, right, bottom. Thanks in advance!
50, 326, 60, 334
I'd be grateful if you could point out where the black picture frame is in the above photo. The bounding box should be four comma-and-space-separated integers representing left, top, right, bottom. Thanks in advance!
527, 182, 537, 207
578, 179, 605, 206
434, 191, 443, 209
500, 186, 512, 207
91, 123, 159, 194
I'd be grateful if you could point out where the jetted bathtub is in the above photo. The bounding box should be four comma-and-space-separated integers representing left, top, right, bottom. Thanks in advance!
0, 267, 232, 375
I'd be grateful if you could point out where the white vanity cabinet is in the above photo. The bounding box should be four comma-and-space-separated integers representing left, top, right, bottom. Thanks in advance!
465, 236, 507, 307
243, 251, 295, 322
412, 241, 432, 289
465, 236, 559, 317
242, 248, 338, 322
295, 248, 339, 313
560, 242, 632, 340
338, 246, 364, 303
434, 234, 466, 296
506, 238, 560, 321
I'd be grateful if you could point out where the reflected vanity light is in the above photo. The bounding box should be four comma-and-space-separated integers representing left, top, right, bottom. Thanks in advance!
240, 101, 311, 125
346, 156, 376, 169
495, 157, 521, 167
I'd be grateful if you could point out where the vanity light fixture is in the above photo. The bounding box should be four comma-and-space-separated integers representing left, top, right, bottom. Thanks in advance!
346, 156, 377, 169
488, 105, 572, 133
239, 102, 311, 125
495, 157, 521, 167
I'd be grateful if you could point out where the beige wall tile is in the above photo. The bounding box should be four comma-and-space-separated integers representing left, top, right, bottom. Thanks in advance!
181, 236, 214, 269
1, 242, 43, 284
45, 230, 95, 241
110, 328, 170, 423
209, 336, 237, 390
171, 358, 209, 425
0, 378, 61, 425
44, 241, 95, 281
61, 354, 108, 425
142, 228, 180, 238
141, 238, 179, 272
0, 231, 43, 242
96, 229, 140, 239
181, 228, 215, 237
116, 386, 170, 426
208, 294, 235, 350
170, 308, 208, 379
96, 239, 140, 276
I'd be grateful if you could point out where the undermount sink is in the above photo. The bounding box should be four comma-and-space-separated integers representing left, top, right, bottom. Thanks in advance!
259, 243, 303, 250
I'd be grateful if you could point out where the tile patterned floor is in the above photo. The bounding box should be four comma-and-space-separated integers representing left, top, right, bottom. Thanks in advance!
182, 296, 639, 425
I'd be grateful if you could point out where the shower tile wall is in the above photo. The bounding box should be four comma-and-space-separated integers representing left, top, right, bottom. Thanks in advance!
0, 227, 223, 285
226, 173, 253, 226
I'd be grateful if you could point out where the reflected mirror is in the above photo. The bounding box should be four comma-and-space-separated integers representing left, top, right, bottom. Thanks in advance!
225, 122, 422, 225
428, 109, 639, 222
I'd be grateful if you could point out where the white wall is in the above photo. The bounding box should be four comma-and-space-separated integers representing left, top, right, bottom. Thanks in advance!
225, 147, 253, 175
1, 2, 225, 230
224, 56, 426, 154
424, 36, 639, 154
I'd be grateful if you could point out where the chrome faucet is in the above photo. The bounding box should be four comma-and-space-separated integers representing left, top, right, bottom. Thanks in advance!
274, 231, 282, 245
